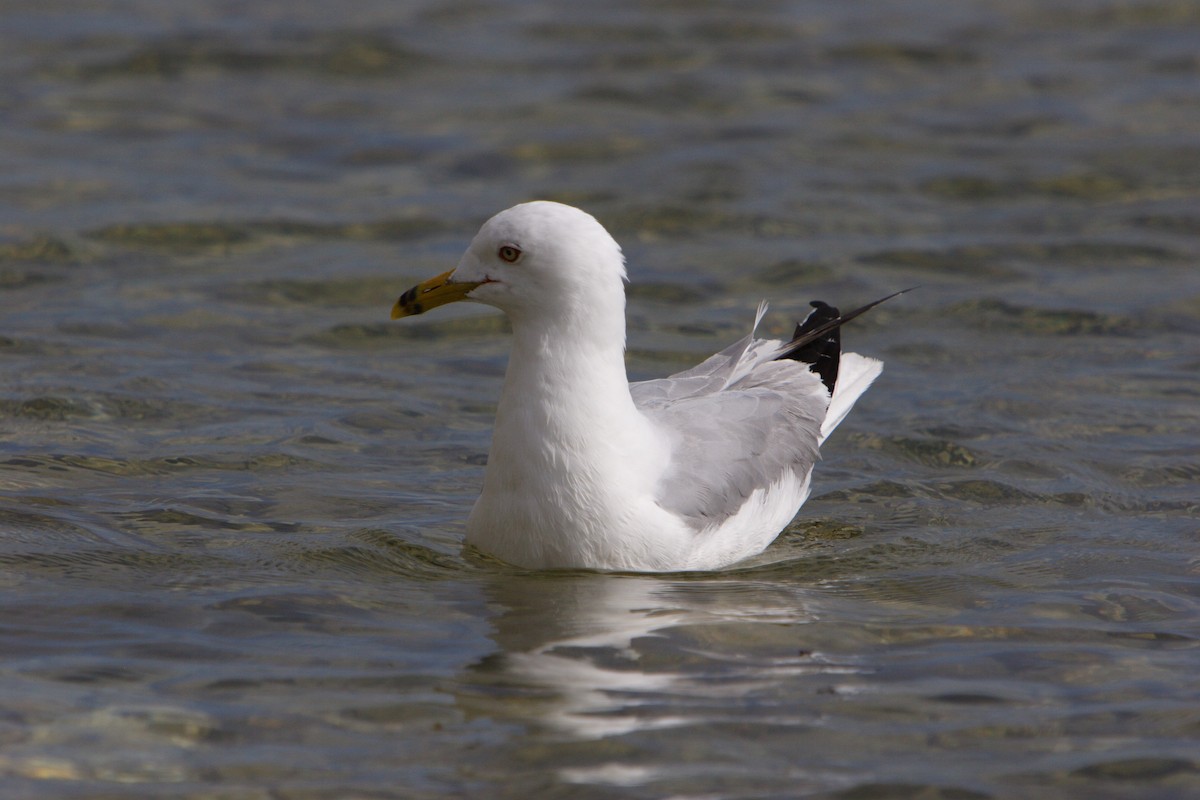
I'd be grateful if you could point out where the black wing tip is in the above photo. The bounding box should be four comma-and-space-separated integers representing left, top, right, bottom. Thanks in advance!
776, 287, 916, 392
782, 299, 841, 393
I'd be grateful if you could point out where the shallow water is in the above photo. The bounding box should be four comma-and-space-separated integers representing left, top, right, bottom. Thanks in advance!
2, 1, 1199, 797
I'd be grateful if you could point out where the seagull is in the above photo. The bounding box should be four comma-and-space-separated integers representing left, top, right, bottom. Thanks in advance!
392, 201, 901, 572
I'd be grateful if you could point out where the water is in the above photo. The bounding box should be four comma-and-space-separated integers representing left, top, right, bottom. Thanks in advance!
2, 0, 1199, 797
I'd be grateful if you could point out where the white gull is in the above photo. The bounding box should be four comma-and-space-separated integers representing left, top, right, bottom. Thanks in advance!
392, 201, 898, 572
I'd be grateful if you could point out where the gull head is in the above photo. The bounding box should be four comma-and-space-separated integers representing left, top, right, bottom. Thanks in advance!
392, 201, 627, 323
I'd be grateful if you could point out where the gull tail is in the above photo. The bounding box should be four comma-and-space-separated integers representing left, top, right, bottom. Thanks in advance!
819, 352, 882, 444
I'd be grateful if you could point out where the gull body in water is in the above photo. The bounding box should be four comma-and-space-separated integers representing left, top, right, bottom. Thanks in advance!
393, 201, 900, 572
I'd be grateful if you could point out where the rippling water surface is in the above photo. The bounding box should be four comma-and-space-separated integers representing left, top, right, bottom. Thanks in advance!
3, 1, 1199, 797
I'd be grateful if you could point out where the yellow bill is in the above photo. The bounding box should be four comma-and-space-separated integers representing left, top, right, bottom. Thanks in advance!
391, 269, 483, 319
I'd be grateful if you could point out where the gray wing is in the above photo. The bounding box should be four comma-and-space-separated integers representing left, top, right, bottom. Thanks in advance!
636, 358, 830, 528
631, 302, 779, 409
630, 335, 755, 409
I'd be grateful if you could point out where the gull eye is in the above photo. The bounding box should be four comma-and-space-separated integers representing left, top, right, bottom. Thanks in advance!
498, 245, 522, 263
